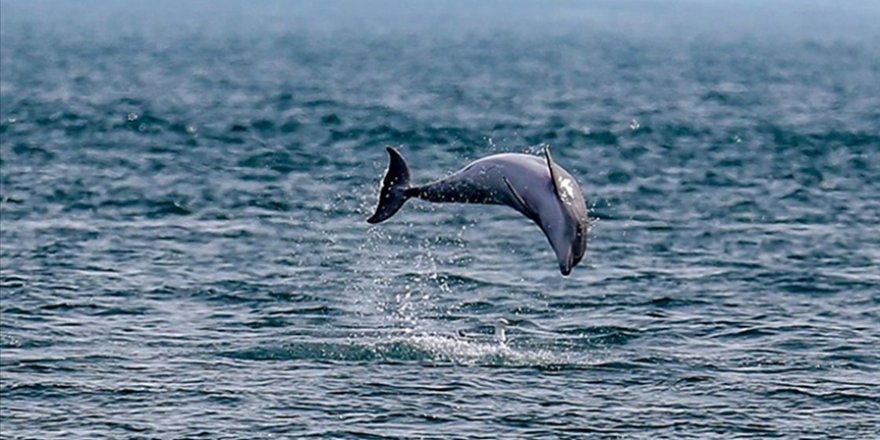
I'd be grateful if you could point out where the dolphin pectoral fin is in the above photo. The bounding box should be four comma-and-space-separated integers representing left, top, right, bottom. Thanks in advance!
502, 176, 538, 222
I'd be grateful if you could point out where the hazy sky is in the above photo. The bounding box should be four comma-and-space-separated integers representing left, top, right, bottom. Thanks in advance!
2, 0, 879, 45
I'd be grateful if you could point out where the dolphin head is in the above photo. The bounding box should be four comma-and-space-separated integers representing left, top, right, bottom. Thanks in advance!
539, 189, 588, 276
539, 147, 589, 276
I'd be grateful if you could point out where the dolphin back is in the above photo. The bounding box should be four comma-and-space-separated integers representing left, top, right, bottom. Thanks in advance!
367, 147, 412, 224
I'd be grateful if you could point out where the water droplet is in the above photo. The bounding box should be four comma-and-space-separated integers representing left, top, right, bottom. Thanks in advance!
495, 318, 509, 345
629, 119, 640, 130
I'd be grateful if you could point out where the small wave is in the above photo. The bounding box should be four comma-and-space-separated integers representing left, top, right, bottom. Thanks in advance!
555, 325, 641, 347
11, 142, 55, 161
217, 333, 592, 368
147, 200, 192, 217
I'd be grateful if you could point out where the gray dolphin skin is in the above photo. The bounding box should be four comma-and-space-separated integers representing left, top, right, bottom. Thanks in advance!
367, 147, 589, 275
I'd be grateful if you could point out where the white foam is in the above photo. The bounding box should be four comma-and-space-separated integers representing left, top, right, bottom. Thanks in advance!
397, 333, 576, 367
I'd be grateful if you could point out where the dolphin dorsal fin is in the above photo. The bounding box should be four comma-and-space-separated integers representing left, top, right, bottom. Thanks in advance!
543, 146, 564, 199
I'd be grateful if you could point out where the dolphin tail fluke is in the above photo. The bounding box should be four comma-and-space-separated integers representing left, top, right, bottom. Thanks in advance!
367, 147, 412, 224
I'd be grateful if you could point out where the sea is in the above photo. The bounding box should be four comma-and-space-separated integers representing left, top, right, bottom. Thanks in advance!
1, 1, 879, 438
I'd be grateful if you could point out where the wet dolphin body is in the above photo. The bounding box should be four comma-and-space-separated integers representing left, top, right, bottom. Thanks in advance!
367, 147, 589, 275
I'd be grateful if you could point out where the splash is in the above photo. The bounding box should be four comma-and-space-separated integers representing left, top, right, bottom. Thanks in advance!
219, 331, 592, 368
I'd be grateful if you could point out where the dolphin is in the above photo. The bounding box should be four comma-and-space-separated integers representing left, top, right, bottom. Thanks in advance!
367, 146, 589, 275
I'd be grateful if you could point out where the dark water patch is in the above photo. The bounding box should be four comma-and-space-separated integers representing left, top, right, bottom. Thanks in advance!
93, 306, 151, 317
582, 130, 618, 145
491, 122, 527, 132
302, 99, 337, 108
556, 325, 640, 346
1, 195, 26, 204
203, 133, 246, 145
819, 351, 879, 369
674, 375, 715, 385
641, 222, 674, 232
265, 291, 325, 303
712, 326, 778, 340
278, 305, 340, 316
321, 113, 342, 125
229, 122, 249, 132
189, 284, 291, 306
243, 316, 290, 329
0, 275, 28, 289
590, 360, 645, 371
218, 341, 431, 363
250, 119, 275, 134
768, 274, 845, 296
10, 142, 55, 160
2, 354, 131, 375
279, 118, 301, 133
643, 296, 710, 309
41, 301, 103, 313
1, 382, 83, 400
766, 386, 880, 406
606, 168, 632, 184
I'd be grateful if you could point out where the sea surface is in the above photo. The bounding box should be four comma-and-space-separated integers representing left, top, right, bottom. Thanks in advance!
1, 1, 879, 438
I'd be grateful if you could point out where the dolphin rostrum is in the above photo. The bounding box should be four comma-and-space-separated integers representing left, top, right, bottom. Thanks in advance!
367, 146, 589, 275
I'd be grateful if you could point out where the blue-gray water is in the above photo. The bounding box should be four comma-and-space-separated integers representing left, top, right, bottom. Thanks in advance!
2, 1, 879, 438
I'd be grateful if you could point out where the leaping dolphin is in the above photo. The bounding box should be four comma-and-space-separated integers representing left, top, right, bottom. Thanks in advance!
367, 147, 589, 275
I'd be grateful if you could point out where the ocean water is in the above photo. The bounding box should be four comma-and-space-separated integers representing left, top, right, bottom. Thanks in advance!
1, 1, 879, 438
